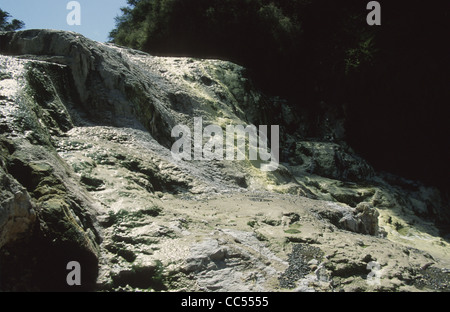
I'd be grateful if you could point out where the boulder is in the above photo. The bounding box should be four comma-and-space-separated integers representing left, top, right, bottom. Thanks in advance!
313, 202, 379, 236
291, 141, 374, 182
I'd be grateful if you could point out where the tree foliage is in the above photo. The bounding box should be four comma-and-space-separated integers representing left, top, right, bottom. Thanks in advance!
0, 9, 25, 31
110, 0, 380, 95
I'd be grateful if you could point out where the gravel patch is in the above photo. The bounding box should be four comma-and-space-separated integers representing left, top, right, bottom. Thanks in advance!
279, 244, 324, 289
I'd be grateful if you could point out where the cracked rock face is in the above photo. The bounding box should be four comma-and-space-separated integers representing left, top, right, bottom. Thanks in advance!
0, 30, 449, 292
0, 161, 36, 248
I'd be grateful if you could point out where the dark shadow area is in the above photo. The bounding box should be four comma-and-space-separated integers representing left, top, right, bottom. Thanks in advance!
0, 229, 98, 292
109, 0, 449, 193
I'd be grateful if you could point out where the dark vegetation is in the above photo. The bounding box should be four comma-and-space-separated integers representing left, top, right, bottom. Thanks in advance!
0, 9, 24, 31
109, 0, 449, 191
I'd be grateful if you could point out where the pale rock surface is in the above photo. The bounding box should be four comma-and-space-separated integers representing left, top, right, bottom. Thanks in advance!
0, 30, 449, 292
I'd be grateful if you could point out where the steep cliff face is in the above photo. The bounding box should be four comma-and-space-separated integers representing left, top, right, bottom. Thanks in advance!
0, 30, 448, 292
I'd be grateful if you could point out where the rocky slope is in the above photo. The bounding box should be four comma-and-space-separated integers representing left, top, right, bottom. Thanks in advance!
0, 29, 449, 292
